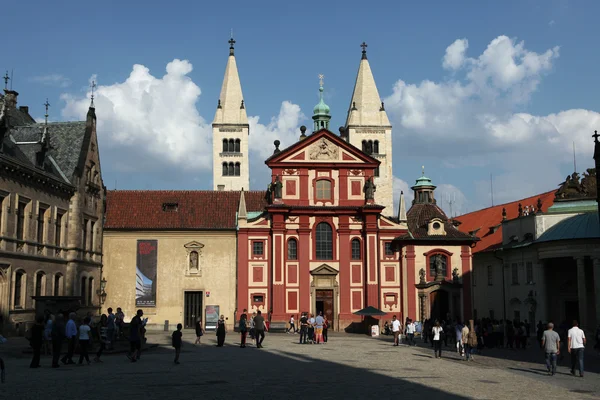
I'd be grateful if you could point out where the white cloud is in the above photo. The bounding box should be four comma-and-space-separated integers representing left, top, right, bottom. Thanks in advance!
61, 60, 304, 184
384, 35, 599, 209
30, 74, 71, 88
443, 39, 469, 70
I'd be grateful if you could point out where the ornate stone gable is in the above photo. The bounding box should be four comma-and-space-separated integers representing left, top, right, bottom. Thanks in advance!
308, 138, 339, 160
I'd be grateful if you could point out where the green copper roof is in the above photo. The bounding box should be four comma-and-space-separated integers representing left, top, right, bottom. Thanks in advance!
547, 200, 598, 214
313, 86, 330, 115
536, 212, 599, 243
412, 175, 435, 189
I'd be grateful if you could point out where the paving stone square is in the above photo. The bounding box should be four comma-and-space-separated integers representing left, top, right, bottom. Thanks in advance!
1, 332, 598, 399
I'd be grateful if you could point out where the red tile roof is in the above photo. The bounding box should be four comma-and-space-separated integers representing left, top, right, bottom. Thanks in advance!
453, 190, 556, 253
105, 190, 268, 230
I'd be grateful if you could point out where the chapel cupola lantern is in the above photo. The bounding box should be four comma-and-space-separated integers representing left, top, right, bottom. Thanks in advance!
411, 166, 437, 205
312, 74, 331, 132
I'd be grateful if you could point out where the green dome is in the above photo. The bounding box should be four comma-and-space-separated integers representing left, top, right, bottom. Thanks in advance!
412, 175, 435, 189
313, 86, 330, 115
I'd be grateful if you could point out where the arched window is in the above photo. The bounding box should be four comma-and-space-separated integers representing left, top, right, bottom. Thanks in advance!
234, 139, 241, 153
287, 238, 297, 260
88, 278, 94, 306
367, 140, 373, 154
222, 162, 228, 176
429, 254, 448, 278
81, 276, 87, 305
351, 238, 361, 260
35, 271, 45, 297
228, 162, 235, 176
315, 179, 331, 200
228, 139, 235, 152
234, 162, 241, 176
362, 140, 367, 152
315, 222, 333, 260
374, 140, 379, 154
13, 270, 25, 308
222, 139, 228, 153
54, 273, 63, 296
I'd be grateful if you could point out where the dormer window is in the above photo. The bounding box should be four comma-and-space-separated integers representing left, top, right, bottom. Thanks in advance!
427, 218, 446, 236
162, 202, 178, 212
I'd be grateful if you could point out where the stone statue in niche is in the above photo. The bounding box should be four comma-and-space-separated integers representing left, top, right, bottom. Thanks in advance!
273, 175, 283, 199
363, 177, 376, 200
419, 268, 426, 284
190, 251, 199, 271
309, 138, 338, 160
452, 268, 459, 283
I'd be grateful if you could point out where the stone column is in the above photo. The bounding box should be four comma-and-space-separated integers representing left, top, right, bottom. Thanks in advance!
594, 258, 600, 329
576, 257, 587, 328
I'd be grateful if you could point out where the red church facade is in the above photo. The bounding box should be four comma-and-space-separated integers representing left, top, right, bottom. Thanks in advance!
236, 129, 477, 330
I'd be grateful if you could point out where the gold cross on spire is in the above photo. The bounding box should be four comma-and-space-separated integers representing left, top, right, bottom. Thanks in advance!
318, 74, 324, 87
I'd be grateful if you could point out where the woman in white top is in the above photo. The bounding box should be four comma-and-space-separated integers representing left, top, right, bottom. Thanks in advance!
78, 317, 92, 365
432, 320, 444, 359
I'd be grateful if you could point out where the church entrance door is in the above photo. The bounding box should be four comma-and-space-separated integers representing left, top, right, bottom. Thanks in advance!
184, 291, 203, 329
316, 289, 334, 326
430, 290, 449, 322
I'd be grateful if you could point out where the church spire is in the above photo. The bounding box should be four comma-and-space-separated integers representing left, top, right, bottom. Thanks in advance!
398, 191, 407, 223
312, 74, 331, 132
345, 42, 390, 127
213, 35, 248, 125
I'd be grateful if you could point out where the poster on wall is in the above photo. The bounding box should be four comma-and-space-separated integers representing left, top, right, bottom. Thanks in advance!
135, 240, 158, 307
205, 305, 220, 331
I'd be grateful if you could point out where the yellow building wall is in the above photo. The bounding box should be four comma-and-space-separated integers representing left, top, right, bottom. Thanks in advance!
102, 230, 237, 330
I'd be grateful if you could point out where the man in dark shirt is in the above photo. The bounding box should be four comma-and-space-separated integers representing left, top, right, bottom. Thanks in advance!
128, 309, 143, 362
254, 310, 267, 348
299, 313, 308, 344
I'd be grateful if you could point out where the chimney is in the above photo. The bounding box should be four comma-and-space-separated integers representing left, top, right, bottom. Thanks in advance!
3, 89, 18, 109
19, 106, 28, 114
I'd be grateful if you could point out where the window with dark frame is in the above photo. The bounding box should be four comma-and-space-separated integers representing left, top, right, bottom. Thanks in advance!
16, 201, 27, 241
234, 162, 240, 176
37, 206, 47, 244
315, 222, 333, 260
373, 140, 379, 154
252, 294, 264, 303
384, 242, 394, 256
54, 274, 62, 296
14, 270, 23, 308
55, 212, 63, 247
35, 272, 44, 297
526, 261, 533, 283
222, 162, 228, 176
511, 263, 519, 284
315, 180, 331, 200
81, 277, 87, 305
222, 139, 228, 152
82, 219, 89, 251
234, 139, 240, 153
351, 238, 361, 260
287, 239, 297, 260
252, 241, 264, 256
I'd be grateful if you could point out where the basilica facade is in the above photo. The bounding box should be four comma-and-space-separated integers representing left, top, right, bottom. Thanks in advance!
102, 40, 476, 331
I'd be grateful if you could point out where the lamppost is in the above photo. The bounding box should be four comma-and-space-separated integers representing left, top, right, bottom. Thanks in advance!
96, 277, 107, 305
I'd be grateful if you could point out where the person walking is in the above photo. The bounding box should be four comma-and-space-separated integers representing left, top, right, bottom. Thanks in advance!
315, 312, 325, 344
29, 315, 44, 368
194, 317, 204, 345
61, 312, 77, 365
308, 314, 316, 344
432, 320, 443, 359
254, 310, 267, 348
323, 316, 329, 343
51, 314, 65, 368
299, 313, 308, 344
216, 315, 227, 347
43, 314, 54, 355
78, 317, 92, 366
94, 314, 107, 363
127, 309, 144, 362
406, 319, 416, 346
455, 320, 464, 355
287, 315, 295, 334
567, 320, 586, 377
106, 308, 116, 350
391, 315, 401, 346
239, 313, 248, 348
542, 322, 560, 375
172, 323, 183, 364
466, 320, 477, 361
460, 322, 469, 360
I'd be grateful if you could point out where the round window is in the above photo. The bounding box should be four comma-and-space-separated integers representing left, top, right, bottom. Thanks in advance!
432, 222, 441, 230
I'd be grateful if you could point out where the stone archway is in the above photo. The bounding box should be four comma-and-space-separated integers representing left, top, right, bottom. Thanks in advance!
310, 264, 339, 331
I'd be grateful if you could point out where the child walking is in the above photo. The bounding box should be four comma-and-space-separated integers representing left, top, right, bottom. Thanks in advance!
172, 323, 183, 364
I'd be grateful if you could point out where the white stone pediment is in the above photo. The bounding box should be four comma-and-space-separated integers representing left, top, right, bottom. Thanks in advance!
183, 241, 205, 250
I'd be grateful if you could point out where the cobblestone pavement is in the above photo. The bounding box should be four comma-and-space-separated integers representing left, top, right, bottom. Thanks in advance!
1, 332, 598, 399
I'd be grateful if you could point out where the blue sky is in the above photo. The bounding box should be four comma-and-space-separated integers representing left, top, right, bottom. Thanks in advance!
4, 0, 599, 215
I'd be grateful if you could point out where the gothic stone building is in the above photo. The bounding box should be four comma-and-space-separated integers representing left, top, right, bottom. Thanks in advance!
0, 89, 105, 334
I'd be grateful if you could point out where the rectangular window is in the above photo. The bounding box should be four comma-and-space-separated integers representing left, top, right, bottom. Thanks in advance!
384, 242, 394, 256
511, 263, 519, 285
287, 239, 297, 260
315, 180, 331, 200
90, 221, 96, 252
55, 211, 63, 247
351, 239, 361, 260
82, 219, 89, 251
37, 205, 47, 244
487, 265, 493, 286
14, 271, 24, 308
16, 201, 27, 241
526, 261, 533, 284
252, 241, 264, 256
